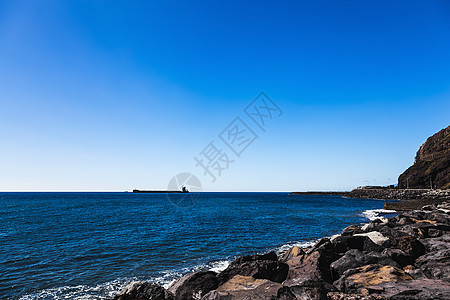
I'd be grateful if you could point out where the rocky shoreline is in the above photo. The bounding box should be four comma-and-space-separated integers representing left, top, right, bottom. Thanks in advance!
290, 188, 450, 211
113, 202, 450, 300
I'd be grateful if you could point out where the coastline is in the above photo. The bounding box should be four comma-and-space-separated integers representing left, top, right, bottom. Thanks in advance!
112, 201, 450, 300
290, 188, 450, 211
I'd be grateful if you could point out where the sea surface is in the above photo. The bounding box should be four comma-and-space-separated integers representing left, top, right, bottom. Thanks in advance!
0, 192, 395, 299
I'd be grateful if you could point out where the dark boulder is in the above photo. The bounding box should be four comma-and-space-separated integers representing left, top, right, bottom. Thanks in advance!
381, 248, 414, 267
202, 275, 285, 300
415, 249, 450, 281
331, 249, 399, 277
284, 248, 340, 299
114, 281, 174, 300
274, 286, 297, 300
334, 264, 413, 294
168, 271, 218, 300
330, 279, 450, 299
421, 234, 450, 252
415, 222, 450, 238
286, 248, 340, 283
327, 292, 384, 299
279, 246, 305, 262
341, 225, 362, 236
283, 276, 336, 300
328, 235, 383, 254
397, 236, 426, 259
217, 252, 288, 285
372, 279, 450, 299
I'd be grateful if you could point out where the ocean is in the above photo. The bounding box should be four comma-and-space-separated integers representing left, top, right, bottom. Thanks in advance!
0, 192, 394, 299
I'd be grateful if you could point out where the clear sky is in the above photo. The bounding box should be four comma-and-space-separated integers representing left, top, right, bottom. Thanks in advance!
0, 0, 449, 191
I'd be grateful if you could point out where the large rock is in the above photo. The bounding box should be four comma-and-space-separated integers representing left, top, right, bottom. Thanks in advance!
381, 248, 414, 267
283, 276, 336, 300
168, 271, 218, 300
341, 225, 363, 236
421, 234, 450, 252
330, 249, 399, 277
398, 125, 450, 189
327, 235, 383, 254
284, 248, 340, 299
415, 249, 450, 281
280, 246, 305, 262
334, 264, 413, 293
327, 292, 384, 299
216, 252, 288, 285
114, 281, 174, 300
329, 279, 450, 299
396, 236, 426, 259
286, 248, 340, 283
353, 232, 389, 246
201, 275, 287, 300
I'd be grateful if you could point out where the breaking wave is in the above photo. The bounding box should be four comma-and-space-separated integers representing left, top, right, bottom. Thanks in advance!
361, 208, 397, 221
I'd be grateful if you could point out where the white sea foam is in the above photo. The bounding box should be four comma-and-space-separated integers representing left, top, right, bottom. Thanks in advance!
18, 259, 234, 300
361, 208, 396, 221
275, 240, 317, 254
208, 260, 230, 273
18, 278, 132, 300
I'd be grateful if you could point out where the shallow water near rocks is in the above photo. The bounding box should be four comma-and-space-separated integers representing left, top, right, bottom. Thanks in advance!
0, 192, 390, 299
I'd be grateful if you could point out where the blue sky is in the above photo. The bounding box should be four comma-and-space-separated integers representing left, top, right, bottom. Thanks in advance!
0, 0, 449, 191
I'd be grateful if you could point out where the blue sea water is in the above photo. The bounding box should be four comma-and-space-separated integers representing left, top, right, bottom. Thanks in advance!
0, 192, 391, 299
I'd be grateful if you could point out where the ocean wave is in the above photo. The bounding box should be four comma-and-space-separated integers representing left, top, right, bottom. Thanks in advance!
18, 278, 130, 300
17, 259, 233, 300
274, 240, 316, 254
207, 260, 230, 274
361, 208, 396, 221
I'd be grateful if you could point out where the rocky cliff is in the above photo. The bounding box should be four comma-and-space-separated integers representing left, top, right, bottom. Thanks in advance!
398, 125, 450, 189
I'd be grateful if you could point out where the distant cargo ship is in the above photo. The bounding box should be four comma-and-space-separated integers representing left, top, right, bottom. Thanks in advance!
133, 186, 189, 193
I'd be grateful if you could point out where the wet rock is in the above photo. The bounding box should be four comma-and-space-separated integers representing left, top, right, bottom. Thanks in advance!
201, 275, 285, 299
217, 252, 288, 285
168, 271, 218, 300
114, 281, 174, 300
331, 249, 399, 277
334, 264, 413, 293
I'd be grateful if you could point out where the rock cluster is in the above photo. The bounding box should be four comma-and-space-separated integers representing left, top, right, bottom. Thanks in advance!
114, 202, 450, 300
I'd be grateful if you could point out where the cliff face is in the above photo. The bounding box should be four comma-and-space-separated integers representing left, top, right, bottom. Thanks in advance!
398, 125, 450, 189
